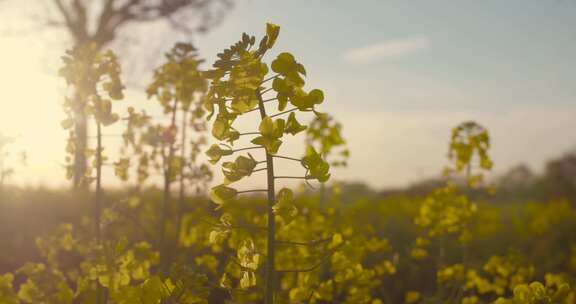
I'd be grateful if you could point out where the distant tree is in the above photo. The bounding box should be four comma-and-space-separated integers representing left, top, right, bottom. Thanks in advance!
48, 0, 232, 47
498, 164, 536, 191
45, 0, 233, 187
543, 151, 576, 202
336, 181, 379, 201
406, 177, 448, 197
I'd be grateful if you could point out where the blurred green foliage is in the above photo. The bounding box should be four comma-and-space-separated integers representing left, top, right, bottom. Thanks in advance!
1, 184, 575, 303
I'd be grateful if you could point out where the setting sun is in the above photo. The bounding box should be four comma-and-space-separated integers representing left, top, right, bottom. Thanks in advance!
0, 35, 67, 187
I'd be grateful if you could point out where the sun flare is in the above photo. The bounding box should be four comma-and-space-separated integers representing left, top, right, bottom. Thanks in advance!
0, 36, 67, 186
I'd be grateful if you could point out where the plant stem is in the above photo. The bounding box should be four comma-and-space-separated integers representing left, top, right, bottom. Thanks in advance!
231, 146, 263, 153
457, 162, 473, 302
174, 109, 189, 267
270, 108, 297, 118
275, 176, 308, 180
272, 155, 302, 162
261, 74, 279, 85
237, 189, 268, 194
276, 244, 343, 273
275, 237, 331, 246
200, 218, 267, 232
319, 183, 326, 207
262, 97, 278, 103
95, 121, 105, 304
73, 92, 88, 190
239, 132, 260, 136
95, 120, 103, 240
159, 99, 178, 277
260, 87, 274, 95
257, 90, 276, 304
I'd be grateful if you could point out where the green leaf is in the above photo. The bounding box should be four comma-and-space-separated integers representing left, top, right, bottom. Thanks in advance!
270, 53, 306, 86
252, 117, 285, 154
0, 274, 18, 304
259, 116, 286, 138
209, 185, 238, 209
140, 277, 166, 303
212, 116, 230, 140
251, 136, 282, 155
272, 78, 289, 93
238, 241, 259, 267
259, 116, 274, 135
240, 271, 256, 289
308, 89, 324, 104
513, 284, 531, 302
272, 188, 298, 223
302, 146, 330, 182
230, 98, 258, 114
227, 130, 240, 145
114, 158, 130, 181
209, 229, 229, 244
222, 155, 257, 183
60, 118, 74, 130
266, 23, 280, 49
285, 112, 307, 135
271, 52, 296, 74
277, 93, 288, 111
219, 273, 232, 289
206, 144, 232, 164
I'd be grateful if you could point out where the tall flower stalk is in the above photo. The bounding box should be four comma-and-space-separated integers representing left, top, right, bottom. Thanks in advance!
116, 43, 209, 277
59, 43, 125, 304
204, 23, 333, 303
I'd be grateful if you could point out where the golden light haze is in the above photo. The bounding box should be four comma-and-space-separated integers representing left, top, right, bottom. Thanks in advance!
0, 35, 67, 187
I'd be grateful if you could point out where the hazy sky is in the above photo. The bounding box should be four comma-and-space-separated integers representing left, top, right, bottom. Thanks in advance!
0, 0, 575, 189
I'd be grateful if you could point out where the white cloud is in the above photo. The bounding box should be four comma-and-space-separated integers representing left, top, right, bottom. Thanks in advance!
342, 37, 430, 64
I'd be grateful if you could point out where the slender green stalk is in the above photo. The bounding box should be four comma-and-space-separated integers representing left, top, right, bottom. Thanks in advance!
272, 155, 301, 162
269, 108, 297, 118
237, 189, 268, 194
95, 121, 103, 243
174, 109, 189, 261
462, 161, 472, 266
275, 176, 308, 180
232, 146, 263, 153
261, 74, 279, 84
159, 99, 178, 277
73, 94, 88, 189
456, 162, 473, 301
95, 121, 105, 304
257, 90, 276, 304
319, 183, 326, 207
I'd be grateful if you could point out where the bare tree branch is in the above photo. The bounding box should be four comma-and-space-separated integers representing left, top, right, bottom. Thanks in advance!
49, 0, 233, 47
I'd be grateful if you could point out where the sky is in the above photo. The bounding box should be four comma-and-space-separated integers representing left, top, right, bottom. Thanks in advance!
0, 0, 575, 189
